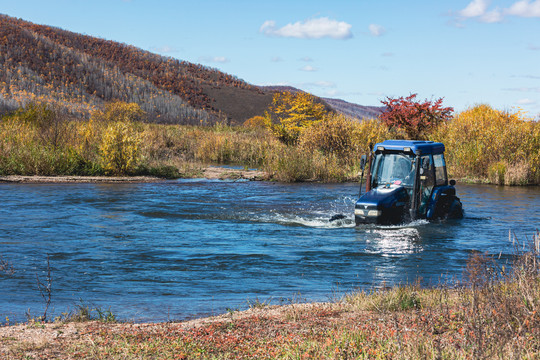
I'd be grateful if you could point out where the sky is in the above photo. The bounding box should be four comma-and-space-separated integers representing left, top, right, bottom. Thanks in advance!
1, 0, 539, 118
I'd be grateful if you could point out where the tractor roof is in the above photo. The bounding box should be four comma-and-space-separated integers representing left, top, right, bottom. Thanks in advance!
373, 140, 445, 155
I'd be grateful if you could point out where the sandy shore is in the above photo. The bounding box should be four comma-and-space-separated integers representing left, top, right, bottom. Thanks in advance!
0, 166, 269, 184
0, 303, 335, 359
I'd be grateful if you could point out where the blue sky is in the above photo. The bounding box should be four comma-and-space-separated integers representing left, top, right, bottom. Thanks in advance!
1, 0, 539, 117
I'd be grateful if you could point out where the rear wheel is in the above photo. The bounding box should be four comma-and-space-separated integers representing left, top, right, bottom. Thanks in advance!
447, 198, 464, 219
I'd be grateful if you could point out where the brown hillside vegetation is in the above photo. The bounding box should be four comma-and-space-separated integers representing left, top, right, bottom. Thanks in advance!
0, 14, 273, 124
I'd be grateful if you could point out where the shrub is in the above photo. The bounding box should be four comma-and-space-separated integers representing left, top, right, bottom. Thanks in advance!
99, 120, 142, 175
433, 104, 539, 184
243, 115, 267, 128
299, 115, 392, 166
93, 101, 146, 123
299, 114, 359, 160
380, 93, 453, 140
488, 161, 506, 185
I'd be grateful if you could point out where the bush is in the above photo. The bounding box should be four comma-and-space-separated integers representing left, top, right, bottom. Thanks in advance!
299, 115, 392, 167
380, 94, 453, 140
299, 114, 360, 161
433, 104, 539, 184
243, 115, 267, 128
99, 120, 142, 175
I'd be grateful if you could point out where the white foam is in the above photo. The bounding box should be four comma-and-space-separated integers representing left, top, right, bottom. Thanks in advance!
252, 212, 356, 229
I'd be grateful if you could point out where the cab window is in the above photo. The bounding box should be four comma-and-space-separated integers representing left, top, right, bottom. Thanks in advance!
433, 154, 447, 186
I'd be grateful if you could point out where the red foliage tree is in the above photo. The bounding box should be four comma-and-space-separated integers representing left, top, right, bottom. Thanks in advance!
380, 93, 453, 140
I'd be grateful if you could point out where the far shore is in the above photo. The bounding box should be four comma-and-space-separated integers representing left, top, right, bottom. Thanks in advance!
0, 166, 269, 184
0, 169, 529, 186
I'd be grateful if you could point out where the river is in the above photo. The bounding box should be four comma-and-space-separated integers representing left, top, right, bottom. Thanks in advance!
0, 180, 538, 323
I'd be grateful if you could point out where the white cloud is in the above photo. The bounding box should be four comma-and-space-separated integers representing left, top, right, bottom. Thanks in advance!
300, 65, 317, 72
506, 0, 540, 17
260, 17, 353, 39
271, 56, 284, 62
368, 24, 386, 36
458, 0, 504, 23
198, 56, 230, 63
460, 0, 490, 17
300, 56, 313, 62
481, 9, 503, 22
457, 0, 540, 23
516, 98, 536, 105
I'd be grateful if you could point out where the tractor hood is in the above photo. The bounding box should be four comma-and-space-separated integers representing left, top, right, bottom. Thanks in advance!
354, 184, 410, 224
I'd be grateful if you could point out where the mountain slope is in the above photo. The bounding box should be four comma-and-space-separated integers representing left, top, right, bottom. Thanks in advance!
0, 14, 379, 124
0, 14, 274, 123
322, 98, 384, 120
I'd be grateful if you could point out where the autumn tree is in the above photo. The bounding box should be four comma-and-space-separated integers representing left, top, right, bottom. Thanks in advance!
380, 94, 453, 140
265, 92, 327, 144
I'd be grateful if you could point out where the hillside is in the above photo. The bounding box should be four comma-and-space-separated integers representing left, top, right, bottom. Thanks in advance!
0, 14, 275, 124
322, 97, 384, 120
0, 14, 379, 124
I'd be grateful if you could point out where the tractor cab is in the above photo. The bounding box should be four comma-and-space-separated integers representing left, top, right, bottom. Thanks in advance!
355, 140, 463, 225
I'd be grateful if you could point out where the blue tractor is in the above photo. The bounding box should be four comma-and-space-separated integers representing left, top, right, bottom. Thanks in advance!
355, 140, 464, 225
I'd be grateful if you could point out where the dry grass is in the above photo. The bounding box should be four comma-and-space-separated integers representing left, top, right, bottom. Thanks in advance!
2, 102, 539, 184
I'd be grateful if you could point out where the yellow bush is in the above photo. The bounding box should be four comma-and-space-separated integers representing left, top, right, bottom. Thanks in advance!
93, 101, 145, 123
99, 120, 142, 174
433, 104, 539, 184
243, 115, 267, 128
299, 114, 392, 165
351, 118, 394, 153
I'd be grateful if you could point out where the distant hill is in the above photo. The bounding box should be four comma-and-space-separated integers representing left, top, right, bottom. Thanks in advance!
321, 98, 385, 120
0, 14, 381, 124
259, 86, 384, 120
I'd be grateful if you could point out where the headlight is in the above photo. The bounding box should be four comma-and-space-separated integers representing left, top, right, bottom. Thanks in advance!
355, 209, 382, 217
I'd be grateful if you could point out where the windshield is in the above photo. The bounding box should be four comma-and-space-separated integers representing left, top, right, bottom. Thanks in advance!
373, 153, 415, 187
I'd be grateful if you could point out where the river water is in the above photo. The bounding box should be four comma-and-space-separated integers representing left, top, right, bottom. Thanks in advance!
0, 180, 539, 323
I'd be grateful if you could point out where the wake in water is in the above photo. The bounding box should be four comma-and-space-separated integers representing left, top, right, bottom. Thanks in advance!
243, 195, 358, 229
243, 194, 433, 230
252, 210, 356, 229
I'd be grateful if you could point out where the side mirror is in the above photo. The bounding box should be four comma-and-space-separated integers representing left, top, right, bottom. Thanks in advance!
450, 179, 456, 186
360, 155, 367, 171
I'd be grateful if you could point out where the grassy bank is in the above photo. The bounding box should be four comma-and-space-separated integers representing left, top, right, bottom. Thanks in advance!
1, 102, 539, 184
1, 232, 539, 359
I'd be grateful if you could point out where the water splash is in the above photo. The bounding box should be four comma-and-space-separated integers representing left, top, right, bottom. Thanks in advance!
251, 211, 356, 229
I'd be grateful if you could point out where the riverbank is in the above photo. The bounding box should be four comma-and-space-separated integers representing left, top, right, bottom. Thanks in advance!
0, 166, 269, 183
1, 272, 539, 359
